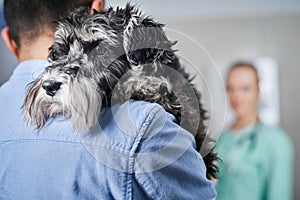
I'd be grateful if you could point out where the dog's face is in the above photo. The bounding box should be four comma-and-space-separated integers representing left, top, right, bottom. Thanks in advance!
23, 5, 175, 131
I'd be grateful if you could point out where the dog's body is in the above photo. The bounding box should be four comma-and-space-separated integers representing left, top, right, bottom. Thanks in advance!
23, 4, 218, 179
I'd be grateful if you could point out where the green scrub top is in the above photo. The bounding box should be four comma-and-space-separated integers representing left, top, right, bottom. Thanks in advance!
215, 122, 293, 200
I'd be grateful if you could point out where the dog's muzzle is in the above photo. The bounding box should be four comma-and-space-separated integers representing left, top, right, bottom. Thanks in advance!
42, 80, 62, 97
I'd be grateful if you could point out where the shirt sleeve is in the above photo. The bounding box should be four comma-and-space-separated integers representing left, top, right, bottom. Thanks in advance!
266, 127, 294, 200
131, 104, 217, 200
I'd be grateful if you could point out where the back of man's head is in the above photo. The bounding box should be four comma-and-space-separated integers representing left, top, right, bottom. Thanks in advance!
4, 0, 92, 48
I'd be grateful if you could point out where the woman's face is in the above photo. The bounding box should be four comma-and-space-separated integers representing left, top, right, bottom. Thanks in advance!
226, 67, 259, 118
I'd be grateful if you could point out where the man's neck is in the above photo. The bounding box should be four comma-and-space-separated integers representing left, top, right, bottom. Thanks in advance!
18, 34, 54, 62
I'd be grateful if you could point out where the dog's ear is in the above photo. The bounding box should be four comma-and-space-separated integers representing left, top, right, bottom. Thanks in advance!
123, 5, 177, 66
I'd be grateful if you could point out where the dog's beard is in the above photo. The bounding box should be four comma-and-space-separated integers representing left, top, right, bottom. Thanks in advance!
24, 75, 102, 132
68, 77, 102, 132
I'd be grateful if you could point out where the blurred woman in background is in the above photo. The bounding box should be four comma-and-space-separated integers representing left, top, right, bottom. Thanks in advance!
215, 62, 293, 200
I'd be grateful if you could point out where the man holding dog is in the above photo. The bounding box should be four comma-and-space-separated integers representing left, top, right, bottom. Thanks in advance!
0, 0, 216, 199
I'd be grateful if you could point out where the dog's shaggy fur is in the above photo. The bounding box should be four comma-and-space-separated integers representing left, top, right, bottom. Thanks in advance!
23, 4, 218, 179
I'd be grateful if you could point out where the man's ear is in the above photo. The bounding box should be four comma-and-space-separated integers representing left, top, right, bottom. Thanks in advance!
1, 27, 19, 58
90, 0, 104, 14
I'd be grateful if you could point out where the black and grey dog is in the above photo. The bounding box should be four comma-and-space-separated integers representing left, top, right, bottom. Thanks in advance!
23, 4, 218, 179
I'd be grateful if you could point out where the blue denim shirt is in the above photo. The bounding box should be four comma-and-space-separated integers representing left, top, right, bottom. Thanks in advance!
0, 60, 216, 200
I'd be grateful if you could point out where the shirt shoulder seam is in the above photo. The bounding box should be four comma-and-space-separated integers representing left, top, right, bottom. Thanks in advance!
124, 103, 163, 199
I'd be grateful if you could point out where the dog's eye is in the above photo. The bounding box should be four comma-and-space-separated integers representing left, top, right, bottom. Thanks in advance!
48, 51, 58, 62
64, 66, 80, 75
96, 46, 107, 55
115, 18, 125, 25
45, 65, 54, 72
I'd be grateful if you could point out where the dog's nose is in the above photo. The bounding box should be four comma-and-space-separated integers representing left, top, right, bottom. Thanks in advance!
42, 80, 62, 97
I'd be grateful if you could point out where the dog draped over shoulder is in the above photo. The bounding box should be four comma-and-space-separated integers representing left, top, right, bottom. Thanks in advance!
23, 4, 218, 179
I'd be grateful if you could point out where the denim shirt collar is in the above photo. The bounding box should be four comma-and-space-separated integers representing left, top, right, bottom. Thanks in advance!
11, 60, 49, 80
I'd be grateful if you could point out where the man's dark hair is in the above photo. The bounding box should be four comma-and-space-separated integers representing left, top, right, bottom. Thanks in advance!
4, 0, 92, 48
